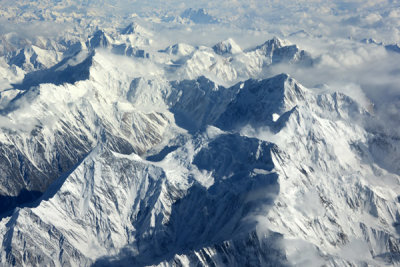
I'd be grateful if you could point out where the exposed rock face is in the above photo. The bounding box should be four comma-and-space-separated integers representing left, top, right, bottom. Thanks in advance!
0, 68, 399, 266
0, 6, 399, 265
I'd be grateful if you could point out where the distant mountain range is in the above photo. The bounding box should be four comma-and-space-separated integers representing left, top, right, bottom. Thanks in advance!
0, 3, 400, 267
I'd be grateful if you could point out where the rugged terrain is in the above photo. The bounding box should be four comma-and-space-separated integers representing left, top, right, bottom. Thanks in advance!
1, 1, 400, 266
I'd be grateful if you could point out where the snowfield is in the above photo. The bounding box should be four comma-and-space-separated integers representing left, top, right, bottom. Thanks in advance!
0, 1, 400, 266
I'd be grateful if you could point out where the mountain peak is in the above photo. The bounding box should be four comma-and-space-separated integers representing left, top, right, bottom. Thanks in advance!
212, 38, 242, 55
120, 22, 152, 37
86, 30, 111, 49
251, 38, 313, 66
161, 43, 195, 56
120, 22, 139, 35
215, 73, 305, 130
180, 8, 219, 24
361, 38, 383, 45
12, 50, 94, 90
255, 37, 286, 51
385, 43, 400, 53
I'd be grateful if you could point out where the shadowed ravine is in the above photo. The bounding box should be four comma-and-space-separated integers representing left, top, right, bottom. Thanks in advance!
93, 134, 286, 266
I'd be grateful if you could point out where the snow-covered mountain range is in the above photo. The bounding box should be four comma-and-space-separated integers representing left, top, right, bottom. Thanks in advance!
1, 1, 400, 267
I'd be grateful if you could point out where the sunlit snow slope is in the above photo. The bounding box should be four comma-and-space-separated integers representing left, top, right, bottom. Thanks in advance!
0, 2, 400, 267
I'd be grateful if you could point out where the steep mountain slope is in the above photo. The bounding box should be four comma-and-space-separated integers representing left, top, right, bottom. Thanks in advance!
0, 34, 312, 214
164, 37, 313, 85
0, 72, 399, 266
0, 50, 172, 214
1, 1, 400, 266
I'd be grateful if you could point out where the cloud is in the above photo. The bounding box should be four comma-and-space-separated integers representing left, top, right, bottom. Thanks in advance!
0, 18, 73, 39
260, 34, 400, 136
1, 1, 398, 135
1, 1, 400, 266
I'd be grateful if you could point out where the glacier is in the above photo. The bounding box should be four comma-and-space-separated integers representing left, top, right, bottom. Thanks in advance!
0, 1, 400, 267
